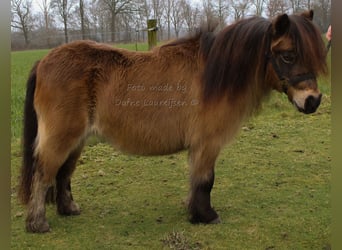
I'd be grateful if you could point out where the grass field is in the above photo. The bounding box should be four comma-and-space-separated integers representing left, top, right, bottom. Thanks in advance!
11, 43, 331, 249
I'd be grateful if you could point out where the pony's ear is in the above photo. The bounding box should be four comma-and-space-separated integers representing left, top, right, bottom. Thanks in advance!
273, 14, 290, 38
301, 10, 314, 21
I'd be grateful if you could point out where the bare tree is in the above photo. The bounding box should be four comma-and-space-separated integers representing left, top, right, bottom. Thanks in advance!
181, 0, 200, 33
306, 0, 312, 9
288, 0, 306, 13
150, 0, 165, 40
230, 0, 249, 21
169, 0, 184, 38
71, 0, 93, 40
251, 0, 265, 16
163, 0, 184, 40
164, 0, 172, 39
132, 0, 148, 41
135, 0, 149, 25
10, 0, 331, 49
150, 0, 162, 19
213, 0, 229, 29
202, 0, 215, 24
36, 0, 54, 47
51, 0, 76, 43
87, 0, 105, 41
312, 0, 331, 31
11, 0, 34, 47
79, 0, 86, 39
100, 0, 134, 42
266, 0, 290, 18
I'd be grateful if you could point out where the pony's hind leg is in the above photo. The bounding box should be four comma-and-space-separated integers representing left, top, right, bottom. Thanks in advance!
26, 120, 87, 233
56, 143, 84, 216
26, 166, 52, 233
27, 143, 82, 233
188, 145, 221, 224
26, 149, 72, 233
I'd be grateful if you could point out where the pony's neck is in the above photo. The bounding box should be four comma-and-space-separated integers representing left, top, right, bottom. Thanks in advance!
201, 17, 273, 114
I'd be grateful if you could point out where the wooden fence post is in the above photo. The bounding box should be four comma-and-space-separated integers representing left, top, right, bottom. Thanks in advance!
147, 19, 157, 50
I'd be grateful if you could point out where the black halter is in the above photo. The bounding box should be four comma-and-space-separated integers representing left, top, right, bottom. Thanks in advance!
264, 25, 330, 94
263, 23, 316, 94
269, 56, 315, 93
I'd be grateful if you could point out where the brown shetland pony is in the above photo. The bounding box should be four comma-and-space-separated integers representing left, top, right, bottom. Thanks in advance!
19, 10, 327, 233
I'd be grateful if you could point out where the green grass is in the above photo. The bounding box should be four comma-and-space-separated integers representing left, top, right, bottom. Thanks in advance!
114, 42, 151, 51
11, 44, 331, 249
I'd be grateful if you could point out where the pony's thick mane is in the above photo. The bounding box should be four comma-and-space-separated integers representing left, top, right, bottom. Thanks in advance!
201, 17, 272, 102
162, 14, 327, 104
288, 15, 328, 76
162, 17, 272, 102
160, 20, 218, 58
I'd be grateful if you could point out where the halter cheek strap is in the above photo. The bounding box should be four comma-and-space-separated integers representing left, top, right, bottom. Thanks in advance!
269, 56, 316, 94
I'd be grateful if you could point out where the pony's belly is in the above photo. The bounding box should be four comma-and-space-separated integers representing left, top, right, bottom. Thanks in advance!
116, 141, 185, 156
109, 132, 186, 156
95, 120, 187, 156
94, 84, 193, 156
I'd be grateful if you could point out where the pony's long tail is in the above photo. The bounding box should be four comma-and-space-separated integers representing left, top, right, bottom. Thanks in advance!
18, 61, 40, 205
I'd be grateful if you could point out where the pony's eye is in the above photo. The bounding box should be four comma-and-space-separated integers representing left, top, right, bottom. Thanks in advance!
280, 51, 297, 64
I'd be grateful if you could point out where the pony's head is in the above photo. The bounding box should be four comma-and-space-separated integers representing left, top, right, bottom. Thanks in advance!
268, 10, 328, 114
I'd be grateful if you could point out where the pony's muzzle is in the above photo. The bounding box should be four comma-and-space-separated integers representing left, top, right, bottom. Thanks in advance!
295, 93, 322, 114
291, 87, 322, 114
303, 93, 322, 114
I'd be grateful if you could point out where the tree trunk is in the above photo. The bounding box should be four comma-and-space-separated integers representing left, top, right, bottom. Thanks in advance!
111, 12, 116, 42
80, 0, 85, 39
64, 18, 68, 43
23, 26, 29, 47
44, 11, 51, 47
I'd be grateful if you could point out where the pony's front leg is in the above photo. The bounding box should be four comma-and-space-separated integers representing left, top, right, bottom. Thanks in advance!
188, 147, 221, 224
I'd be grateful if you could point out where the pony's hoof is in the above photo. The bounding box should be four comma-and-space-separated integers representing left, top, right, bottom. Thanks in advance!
26, 219, 50, 233
189, 205, 220, 224
189, 211, 220, 224
209, 216, 221, 224
58, 201, 81, 216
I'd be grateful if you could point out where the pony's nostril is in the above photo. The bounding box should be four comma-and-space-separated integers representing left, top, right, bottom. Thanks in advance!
304, 95, 321, 114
